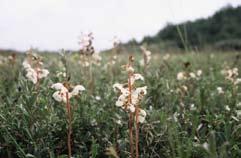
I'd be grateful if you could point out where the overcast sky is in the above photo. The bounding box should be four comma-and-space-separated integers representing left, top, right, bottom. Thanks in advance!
0, 0, 241, 51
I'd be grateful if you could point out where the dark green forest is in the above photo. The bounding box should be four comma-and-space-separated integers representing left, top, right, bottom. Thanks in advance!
138, 5, 241, 50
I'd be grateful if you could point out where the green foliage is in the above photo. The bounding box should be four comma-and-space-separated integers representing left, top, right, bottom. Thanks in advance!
140, 5, 241, 50
1, 51, 241, 157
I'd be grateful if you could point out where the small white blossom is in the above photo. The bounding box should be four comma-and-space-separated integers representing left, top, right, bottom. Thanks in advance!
202, 142, 209, 151
225, 105, 230, 111
113, 83, 124, 91
116, 100, 124, 107
234, 78, 241, 85
52, 90, 71, 103
189, 72, 196, 78
190, 104, 196, 111
237, 102, 241, 108
133, 73, 144, 81
197, 70, 202, 76
149, 106, 153, 111
91, 119, 97, 126
217, 87, 224, 94
134, 86, 147, 96
181, 85, 188, 92
22, 60, 31, 69
177, 72, 187, 80
92, 52, 102, 65
95, 96, 101, 100
136, 109, 147, 123
51, 83, 66, 90
116, 119, 122, 125
128, 104, 136, 113
38, 69, 49, 78
56, 71, 67, 78
130, 73, 144, 85
163, 54, 170, 60
71, 85, 85, 96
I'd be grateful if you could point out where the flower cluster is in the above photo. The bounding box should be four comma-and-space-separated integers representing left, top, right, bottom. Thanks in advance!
113, 62, 147, 123
91, 52, 102, 66
78, 32, 102, 67
106, 55, 117, 67
78, 52, 102, 67
0, 54, 16, 65
177, 70, 202, 81
163, 54, 171, 61
22, 52, 49, 84
176, 85, 188, 95
112, 36, 121, 48
0, 56, 8, 65
51, 83, 85, 103
56, 71, 67, 78
79, 32, 95, 55
221, 67, 241, 84
139, 46, 151, 66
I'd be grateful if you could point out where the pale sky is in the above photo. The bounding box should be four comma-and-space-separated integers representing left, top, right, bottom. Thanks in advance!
0, 0, 241, 51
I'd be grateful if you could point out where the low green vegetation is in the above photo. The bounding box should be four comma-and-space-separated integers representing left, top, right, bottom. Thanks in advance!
0, 50, 241, 157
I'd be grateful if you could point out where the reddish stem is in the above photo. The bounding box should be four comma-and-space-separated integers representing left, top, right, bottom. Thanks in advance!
129, 113, 134, 158
128, 56, 134, 158
66, 92, 72, 158
135, 107, 139, 158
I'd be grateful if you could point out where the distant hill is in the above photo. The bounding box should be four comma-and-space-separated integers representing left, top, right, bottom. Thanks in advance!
133, 5, 241, 51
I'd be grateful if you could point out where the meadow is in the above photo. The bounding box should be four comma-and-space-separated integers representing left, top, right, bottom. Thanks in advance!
1, 47, 241, 158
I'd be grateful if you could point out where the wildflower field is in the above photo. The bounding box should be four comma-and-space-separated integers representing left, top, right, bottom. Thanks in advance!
1, 48, 241, 158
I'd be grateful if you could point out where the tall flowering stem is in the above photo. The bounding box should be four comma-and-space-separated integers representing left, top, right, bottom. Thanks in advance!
128, 56, 134, 158
140, 46, 151, 75
51, 83, 85, 157
22, 49, 49, 86
66, 92, 72, 158
113, 56, 147, 158
129, 113, 134, 158
78, 32, 102, 94
135, 106, 140, 158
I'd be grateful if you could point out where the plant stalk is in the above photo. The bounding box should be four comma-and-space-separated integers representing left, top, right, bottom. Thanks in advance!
66, 92, 72, 158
